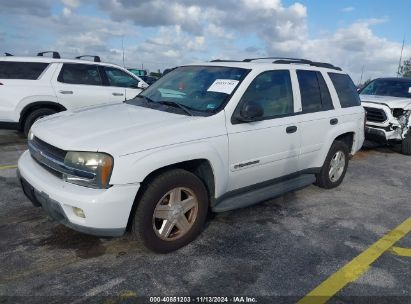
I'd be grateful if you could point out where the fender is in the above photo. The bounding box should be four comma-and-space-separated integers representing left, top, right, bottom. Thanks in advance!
315, 119, 360, 168
110, 137, 229, 198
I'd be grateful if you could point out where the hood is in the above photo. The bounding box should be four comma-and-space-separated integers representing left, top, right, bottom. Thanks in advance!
32, 103, 226, 156
360, 94, 411, 109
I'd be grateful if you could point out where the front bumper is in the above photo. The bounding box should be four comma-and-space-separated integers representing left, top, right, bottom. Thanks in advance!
365, 126, 402, 143
17, 150, 140, 237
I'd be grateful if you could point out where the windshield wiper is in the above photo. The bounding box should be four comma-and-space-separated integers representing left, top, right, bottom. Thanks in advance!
134, 95, 155, 104
157, 101, 194, 116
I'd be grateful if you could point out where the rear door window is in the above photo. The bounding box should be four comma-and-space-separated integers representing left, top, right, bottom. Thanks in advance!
297, 70, 322, 112
0, 61, 49, 80
297, 70, 334, 112
58, 63, 102, 86
328, 73, 361, 108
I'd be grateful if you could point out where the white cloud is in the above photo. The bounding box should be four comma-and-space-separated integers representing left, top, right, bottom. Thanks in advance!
0, 0, 410, 81
62, 0, 80, 8
341, 6, 355, 13
63, 7, 72, 17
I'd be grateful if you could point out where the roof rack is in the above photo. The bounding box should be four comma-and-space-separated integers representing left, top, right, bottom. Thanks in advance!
243, 57, 308, 62
75, 55, 101, 62
210, 59, 243, 62
4, 52, 13, 56
37, 51, 60, 59
242, 57, 342, 71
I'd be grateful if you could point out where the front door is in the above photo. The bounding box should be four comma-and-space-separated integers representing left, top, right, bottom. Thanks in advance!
226, 70, 301, 191
101, 66, 142, 101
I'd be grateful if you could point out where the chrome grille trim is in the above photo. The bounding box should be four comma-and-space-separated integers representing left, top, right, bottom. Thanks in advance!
28, 139, 95, 180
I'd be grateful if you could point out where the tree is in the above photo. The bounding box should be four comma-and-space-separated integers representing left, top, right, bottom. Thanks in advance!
399, 57, 411, 77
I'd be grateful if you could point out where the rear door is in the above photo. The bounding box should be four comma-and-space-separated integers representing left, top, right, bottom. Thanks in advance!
296, 69, 337, 170
101, 66, 142, 101
0, 61, 51, 122
226, 69, 301, 191
52, 63, 109, 109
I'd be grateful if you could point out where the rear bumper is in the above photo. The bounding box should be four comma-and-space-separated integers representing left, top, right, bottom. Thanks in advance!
0, 121, 19, 130
17, 150, 140, 237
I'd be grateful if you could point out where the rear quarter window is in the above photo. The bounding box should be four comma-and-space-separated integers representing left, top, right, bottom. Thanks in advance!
328, 73, 361, 108
58, 63, 102, 86
0, 61, 49, 80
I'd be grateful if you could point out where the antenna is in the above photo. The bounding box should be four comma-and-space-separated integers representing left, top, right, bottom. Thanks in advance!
359, 65, 365, 85
397, 35, 405, 77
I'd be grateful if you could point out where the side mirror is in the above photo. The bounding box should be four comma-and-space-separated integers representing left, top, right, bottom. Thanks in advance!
137, 81, 148, 89
237, 101, 264, 122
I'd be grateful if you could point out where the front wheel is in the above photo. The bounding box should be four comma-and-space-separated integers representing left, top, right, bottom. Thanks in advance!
316, 141, 349, 189
131, 169, 209, 253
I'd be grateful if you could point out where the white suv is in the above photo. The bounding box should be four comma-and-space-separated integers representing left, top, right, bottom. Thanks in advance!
360, 77, 411, 155
0, 52, 148, 135
17, 58, 365, 252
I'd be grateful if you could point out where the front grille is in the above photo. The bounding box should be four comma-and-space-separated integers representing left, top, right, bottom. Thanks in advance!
32, 136, 66, 161
29, 137, 66, 178
364, 107, 387, 123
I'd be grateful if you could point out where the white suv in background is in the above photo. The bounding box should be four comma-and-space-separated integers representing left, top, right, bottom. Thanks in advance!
18, 58, 365, 253
0, 52, 148, 135
360, 77, 411, 155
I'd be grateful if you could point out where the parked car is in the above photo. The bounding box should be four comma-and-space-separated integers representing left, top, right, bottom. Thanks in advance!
360, 77, 411, 155
18, 58, 365, 253
0, 52, 148, 135
139, 75, 158, 85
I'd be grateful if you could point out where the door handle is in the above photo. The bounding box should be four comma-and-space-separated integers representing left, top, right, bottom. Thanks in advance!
330, 118, 338, 125
286, 126, 298, 134
112, 92, 124, 96
59, 90, 73, 94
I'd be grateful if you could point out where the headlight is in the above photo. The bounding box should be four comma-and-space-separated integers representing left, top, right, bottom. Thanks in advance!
63, 151, 114, 189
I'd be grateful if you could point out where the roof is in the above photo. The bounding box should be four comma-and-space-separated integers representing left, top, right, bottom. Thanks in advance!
373, 77, 411, 82
0, 55, 122, 68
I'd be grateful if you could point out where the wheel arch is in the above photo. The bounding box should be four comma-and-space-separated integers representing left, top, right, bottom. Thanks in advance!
125, 158, 216, 231
334, 132, 354, 153
19, 101, 66, 128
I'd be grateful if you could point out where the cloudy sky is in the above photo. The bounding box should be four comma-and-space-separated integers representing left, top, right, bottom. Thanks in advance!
0, 0, 410, 83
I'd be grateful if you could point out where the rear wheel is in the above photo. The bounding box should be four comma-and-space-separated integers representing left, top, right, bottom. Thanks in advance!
316, 141, 349, 189
401, 133, 411, 156
131, 169, 209, 253
23, 108, 57, 136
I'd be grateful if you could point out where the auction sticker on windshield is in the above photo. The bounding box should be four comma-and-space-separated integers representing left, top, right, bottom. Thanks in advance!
207, 79, 239, 94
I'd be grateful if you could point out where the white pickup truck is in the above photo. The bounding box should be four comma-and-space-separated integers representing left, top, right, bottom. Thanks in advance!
360, 77, 411, 155
18, 58, 365, 252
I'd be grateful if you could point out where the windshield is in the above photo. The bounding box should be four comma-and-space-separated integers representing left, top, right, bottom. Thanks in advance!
136, 66, 249, 115
360, 79, 411, 98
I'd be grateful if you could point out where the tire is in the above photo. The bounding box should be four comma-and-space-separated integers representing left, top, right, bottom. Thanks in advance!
315, 141, 349, 189
23, 108, 57, 136
131, 169, 209, 253
401, 133, 411, 156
